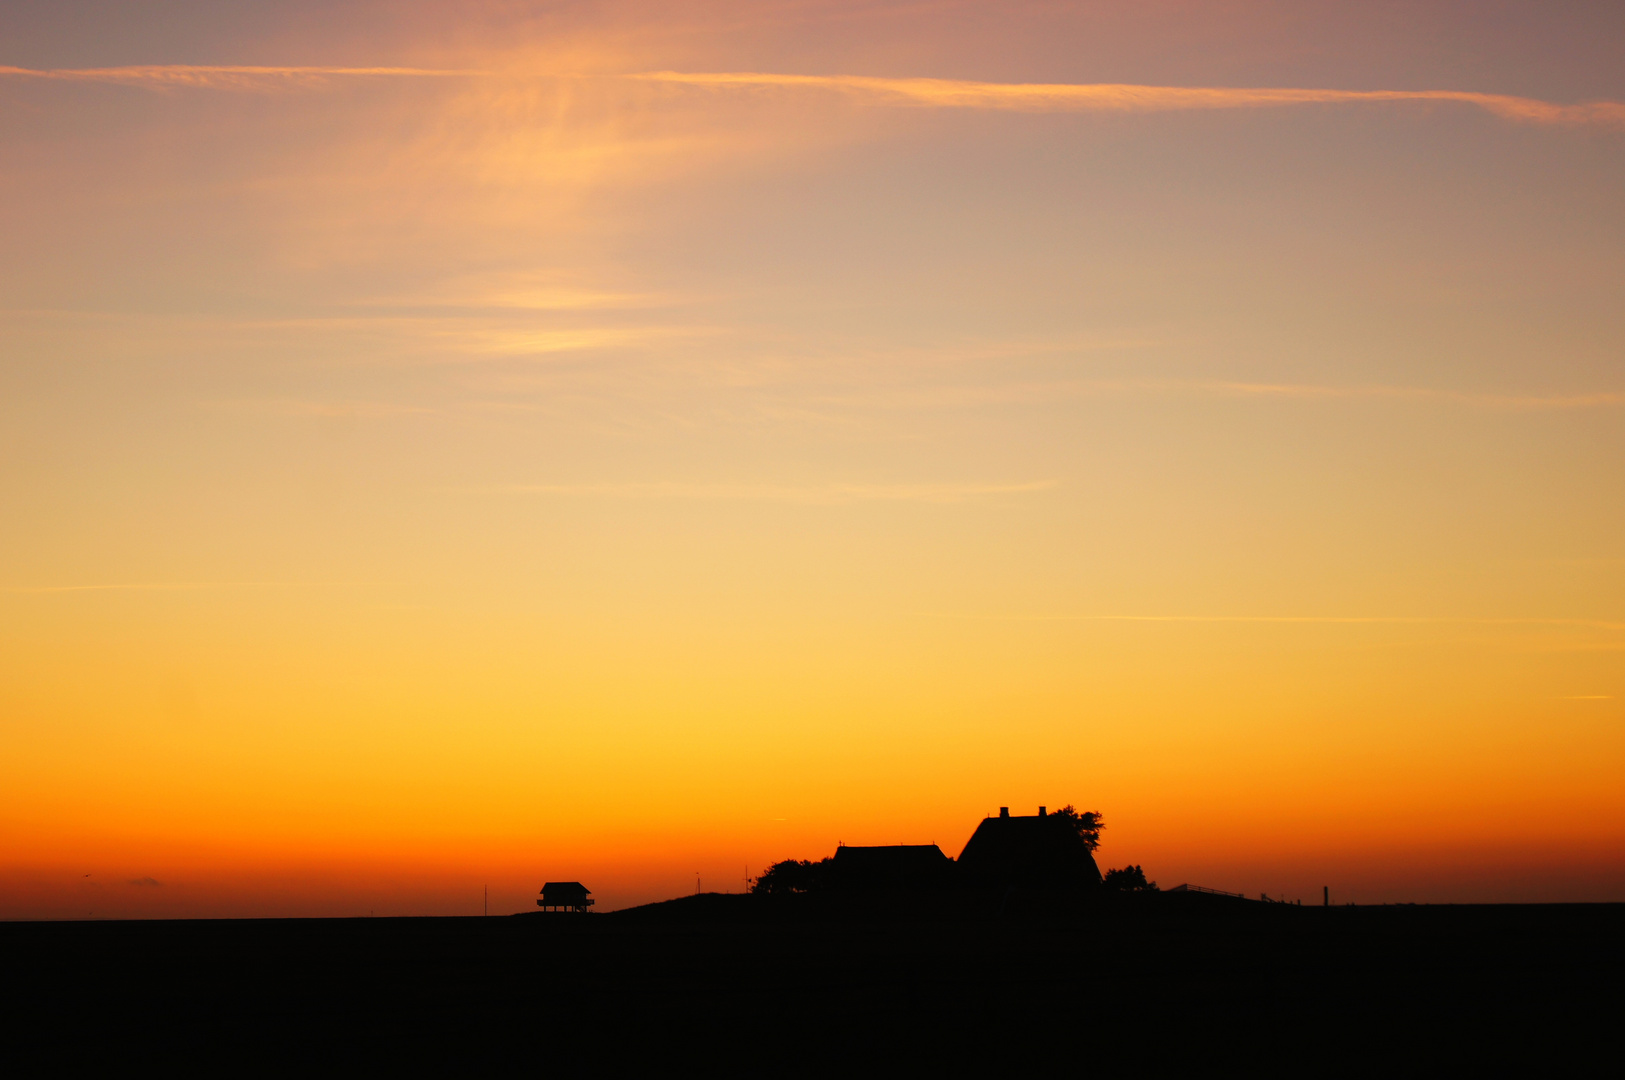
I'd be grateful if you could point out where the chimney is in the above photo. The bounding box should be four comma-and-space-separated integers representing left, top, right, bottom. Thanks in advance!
999, 807, 1009, 818
1038, 806, 1047, 817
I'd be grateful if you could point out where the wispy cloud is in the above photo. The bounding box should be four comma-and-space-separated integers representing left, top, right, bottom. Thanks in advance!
11, 64, 1622, 130
486, 480, 1055, 503
456, 325, 714, 358
243, 317, 714, 361
2, 582, 370, 594
363, 287, 679, 313
927, 614, 1625, 631
632, 72, 1625, 128
350, 270, 694, 314
811, 375, 1625, 414
0, 64, 481, 91
203, 399, 436, 419
47, 310, 710, 364
1203, 382, 1625, 410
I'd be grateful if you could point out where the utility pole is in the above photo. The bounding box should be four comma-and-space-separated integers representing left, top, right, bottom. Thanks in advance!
1323, 885, 1329, 907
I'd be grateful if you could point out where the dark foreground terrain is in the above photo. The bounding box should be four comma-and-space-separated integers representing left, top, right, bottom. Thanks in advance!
6, 893, 1620, 1069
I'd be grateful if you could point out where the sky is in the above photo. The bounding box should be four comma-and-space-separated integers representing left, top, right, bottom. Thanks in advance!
2, 0, 1622, 918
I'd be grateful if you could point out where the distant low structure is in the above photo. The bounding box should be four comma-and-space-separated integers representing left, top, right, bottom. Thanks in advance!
830, 844, 956, 891
956, 806, 1103, 890
1167, 883, 1245, 899
537, 882, 594, 912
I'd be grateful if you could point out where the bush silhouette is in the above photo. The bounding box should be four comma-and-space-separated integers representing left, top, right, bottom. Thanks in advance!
1102, 865, 1159, 892
750, 857, 833, 895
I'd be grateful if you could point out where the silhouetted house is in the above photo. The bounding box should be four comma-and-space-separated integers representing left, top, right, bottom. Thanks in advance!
956, 807, 1102, 890
830, 844, 956, 891
537, 882, 594, 912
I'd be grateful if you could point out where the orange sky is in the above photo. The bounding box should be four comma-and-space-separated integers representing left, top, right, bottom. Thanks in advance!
2, 0, 1622, 917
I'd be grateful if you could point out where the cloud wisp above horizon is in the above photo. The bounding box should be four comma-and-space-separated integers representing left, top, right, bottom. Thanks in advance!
632, 71, 1625, 128
0, 63, 480, 90
0, 581, 378, 594
7, 62, 1624, 130
483, 480, 1057, 504
926, 613, 1625, 631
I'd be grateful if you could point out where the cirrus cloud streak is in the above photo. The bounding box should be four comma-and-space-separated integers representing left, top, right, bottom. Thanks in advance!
5, 64, 1623, 129
485, 480, 1055, 504
633, 71, 1625, 128
927, 613, 1625, 631
0, 64, 482, 91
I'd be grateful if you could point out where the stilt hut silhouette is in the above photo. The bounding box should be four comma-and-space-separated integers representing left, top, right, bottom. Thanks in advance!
537, 882, 594, 912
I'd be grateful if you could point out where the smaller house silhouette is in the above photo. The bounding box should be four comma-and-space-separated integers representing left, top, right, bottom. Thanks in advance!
830, 844, 955, 891
537, 882, 594, 912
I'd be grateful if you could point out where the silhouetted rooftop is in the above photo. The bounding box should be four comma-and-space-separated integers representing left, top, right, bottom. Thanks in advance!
538, 882, 594, 910
830, 844, 956, 890
956, 812, 1102, 889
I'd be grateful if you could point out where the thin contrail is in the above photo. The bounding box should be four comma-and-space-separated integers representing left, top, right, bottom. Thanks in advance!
5, 64, 1623, 129
0, 64, 482, 90
633, 71, 1625, 128
2, 581, 371, 593
924, 614, 1625, 631
487, 480, 1055, 503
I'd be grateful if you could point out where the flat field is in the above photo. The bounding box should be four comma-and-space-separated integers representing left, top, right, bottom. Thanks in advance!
6, 895, 1618, 1068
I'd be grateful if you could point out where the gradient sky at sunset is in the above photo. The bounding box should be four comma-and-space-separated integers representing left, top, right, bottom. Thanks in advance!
2, 0, 1622, 917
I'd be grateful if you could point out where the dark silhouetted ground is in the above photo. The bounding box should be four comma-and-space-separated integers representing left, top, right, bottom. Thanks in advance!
6, 892, 1618, 1069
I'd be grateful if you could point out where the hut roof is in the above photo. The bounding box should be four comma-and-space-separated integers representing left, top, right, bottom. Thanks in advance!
830, 844, 956, 890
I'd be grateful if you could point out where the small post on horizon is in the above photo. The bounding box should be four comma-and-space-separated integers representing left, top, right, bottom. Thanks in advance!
1323, 885, 1329, 907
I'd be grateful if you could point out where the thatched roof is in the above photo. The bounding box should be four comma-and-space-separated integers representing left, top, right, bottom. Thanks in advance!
830, 844, 956, 890
956, 814, 1102, 889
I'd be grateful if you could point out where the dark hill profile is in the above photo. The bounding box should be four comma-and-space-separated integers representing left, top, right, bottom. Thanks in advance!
7, 900, 1618, 1072
12, 807, 1617, 1070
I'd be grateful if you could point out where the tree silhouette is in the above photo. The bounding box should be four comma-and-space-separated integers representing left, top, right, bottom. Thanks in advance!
749, 857, 832, 895
1102, 865, 1159, 892
1048, 806, 1104, 852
